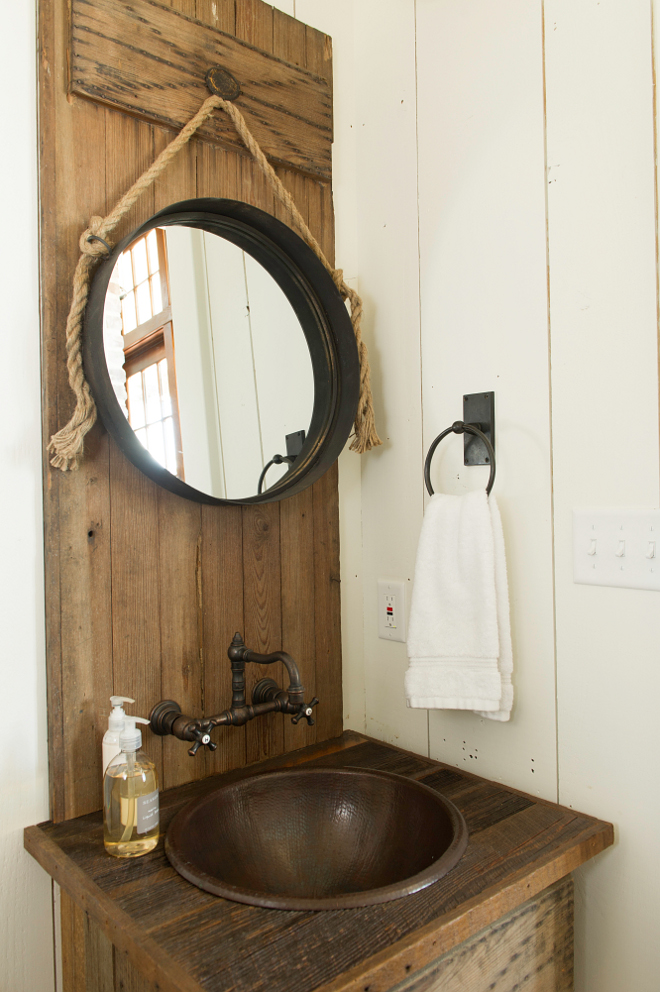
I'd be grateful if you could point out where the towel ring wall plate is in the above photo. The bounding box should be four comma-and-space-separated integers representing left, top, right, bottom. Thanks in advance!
424, 421, 496, 496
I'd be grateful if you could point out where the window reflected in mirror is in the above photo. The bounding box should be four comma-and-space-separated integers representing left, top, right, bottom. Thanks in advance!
102, 225, 314, 501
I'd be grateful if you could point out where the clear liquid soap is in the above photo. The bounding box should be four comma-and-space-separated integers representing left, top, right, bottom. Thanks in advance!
103, 715, 159, 858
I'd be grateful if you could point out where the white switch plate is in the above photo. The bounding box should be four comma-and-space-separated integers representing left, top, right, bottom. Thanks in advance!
573, 508, 660, 591
377, 580, 406, 641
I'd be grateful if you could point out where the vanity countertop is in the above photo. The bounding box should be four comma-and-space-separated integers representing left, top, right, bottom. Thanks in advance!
24, 731, 612, 992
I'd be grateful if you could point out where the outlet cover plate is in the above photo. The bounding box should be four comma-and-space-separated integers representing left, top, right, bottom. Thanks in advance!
377, 580, 406, 642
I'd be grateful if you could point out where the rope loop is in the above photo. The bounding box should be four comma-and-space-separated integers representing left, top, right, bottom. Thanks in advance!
79, 216, 112, 257
49, 93, 381, 472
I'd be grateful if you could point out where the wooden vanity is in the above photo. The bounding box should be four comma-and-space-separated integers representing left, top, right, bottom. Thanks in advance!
25, 731, 612, 992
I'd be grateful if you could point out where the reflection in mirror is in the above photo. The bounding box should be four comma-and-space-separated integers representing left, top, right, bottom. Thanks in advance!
103, 226, 314, 501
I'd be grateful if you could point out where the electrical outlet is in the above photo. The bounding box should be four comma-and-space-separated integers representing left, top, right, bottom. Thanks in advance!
377, 580, 406, 641
573, 508, 660, 591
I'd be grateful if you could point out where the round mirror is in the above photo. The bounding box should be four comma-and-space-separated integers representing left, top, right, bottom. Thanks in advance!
84, 199, 360, 503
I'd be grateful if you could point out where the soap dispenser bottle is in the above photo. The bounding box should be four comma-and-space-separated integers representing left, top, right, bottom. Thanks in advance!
102, 696, 135, 775
103, 716, 159, 858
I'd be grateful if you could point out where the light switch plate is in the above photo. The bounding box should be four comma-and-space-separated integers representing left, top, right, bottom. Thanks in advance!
573, 508, 660, 591
377, 580, 406, 641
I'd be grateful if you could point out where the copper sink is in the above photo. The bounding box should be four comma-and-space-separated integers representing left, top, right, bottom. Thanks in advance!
165, 766, 468, 910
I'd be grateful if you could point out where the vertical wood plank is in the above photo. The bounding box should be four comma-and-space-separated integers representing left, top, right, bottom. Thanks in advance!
201, 503, 246, 775
150, 126, 205, 789
84, 912, 114, 992
156, 488, 203, 788
195, 0, 235, 31
235, 0, 273, 52
60, 893, 87, 992
273, 7, 306, 67
235, 0, 284, 766
196, 137, 247, 776
40, 0, 66, 822
109, 450, 164, 778
305, 25, 333, 87
105, 112, 164, 779
45, 0, 114, 820
242, 503, 284, 763
313, 461, 343, 742
113, 947, 155, 992
281, 487, 317, 751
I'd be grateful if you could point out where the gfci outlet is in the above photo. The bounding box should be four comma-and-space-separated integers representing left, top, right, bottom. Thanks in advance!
377, 580, 406, 642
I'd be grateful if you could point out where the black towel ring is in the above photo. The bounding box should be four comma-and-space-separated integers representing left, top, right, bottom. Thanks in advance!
424, 421, 496, 496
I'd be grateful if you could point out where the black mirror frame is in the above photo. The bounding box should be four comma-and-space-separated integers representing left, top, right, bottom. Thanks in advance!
84, 198, 360, 505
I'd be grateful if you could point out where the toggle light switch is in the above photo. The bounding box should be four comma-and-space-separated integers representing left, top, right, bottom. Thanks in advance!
573, 509, 660, 590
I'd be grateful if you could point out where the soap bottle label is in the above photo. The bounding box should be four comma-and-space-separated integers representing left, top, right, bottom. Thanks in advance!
137, 790, 159, 834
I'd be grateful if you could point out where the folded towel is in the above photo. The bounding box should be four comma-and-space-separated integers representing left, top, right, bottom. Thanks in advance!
404, 490, 513, 721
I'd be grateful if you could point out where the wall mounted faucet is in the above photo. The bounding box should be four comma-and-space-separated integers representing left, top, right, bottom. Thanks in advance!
149, 633, 319, 756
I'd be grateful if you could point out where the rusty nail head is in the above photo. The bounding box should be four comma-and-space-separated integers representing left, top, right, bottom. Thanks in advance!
205, 66, 241, 100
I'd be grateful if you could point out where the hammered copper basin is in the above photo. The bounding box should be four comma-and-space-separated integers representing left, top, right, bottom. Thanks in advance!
165, 767, 468, 910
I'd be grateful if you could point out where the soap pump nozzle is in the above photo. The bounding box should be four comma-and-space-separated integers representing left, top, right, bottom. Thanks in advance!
119, 716, 150, 754
108, 696, 136, 731
103, 696, 137, 774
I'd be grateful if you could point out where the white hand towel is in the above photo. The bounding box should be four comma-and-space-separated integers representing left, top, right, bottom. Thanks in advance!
404, 490, 513, 720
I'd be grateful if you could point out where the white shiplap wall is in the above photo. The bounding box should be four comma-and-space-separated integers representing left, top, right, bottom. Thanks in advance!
546, 3, 660, 990
306, 0, 660, 989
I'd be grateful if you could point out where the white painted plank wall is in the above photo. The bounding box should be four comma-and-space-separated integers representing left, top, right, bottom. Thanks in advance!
416, 0, 557, 797
299, 0, 660, 988
546, 2, 660, 990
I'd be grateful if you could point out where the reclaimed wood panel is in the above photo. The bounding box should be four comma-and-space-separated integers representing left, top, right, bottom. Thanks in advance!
25, 734, 611, 992
70, 0, 332, 178
41, 4, 343, 986
391, 877, 573, 992
40, 0, 341, 818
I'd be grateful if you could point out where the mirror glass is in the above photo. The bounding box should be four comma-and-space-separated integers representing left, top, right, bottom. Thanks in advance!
102, 226, 314, 501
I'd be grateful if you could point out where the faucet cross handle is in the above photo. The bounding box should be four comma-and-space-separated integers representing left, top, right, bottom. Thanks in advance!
291, 697, 319, 726
188, 721, 218, 757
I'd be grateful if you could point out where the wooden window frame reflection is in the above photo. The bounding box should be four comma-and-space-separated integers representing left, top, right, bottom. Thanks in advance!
121, 229, 184, 479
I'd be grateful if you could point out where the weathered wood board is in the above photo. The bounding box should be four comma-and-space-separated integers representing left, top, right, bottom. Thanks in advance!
39, 0, 341, 824
26, 733, 612, 992
388, 877, 573, 992
70, 0, 332, 178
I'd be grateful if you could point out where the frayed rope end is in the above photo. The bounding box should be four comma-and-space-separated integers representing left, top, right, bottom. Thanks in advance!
349, 414, 382, 454
47, 414, 96, 471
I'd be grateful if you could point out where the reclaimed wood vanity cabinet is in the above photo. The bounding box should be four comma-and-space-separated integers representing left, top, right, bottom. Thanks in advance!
25, 732, 613, 992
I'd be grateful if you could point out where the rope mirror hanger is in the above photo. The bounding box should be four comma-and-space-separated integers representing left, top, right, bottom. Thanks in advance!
48, 69, 382, 473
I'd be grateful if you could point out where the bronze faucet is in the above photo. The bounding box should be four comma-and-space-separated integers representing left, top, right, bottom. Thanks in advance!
149, 632, 319, 756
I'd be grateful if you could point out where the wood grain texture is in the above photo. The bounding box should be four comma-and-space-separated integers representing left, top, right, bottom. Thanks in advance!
40, 0, 342, 824
70, 0, 332, 178
25, 734, 612, 992
60, 892, 87, 992
387, 878, 573, 992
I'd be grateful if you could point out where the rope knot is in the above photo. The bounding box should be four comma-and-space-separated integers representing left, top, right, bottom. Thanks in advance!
80, 217, 112, 257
